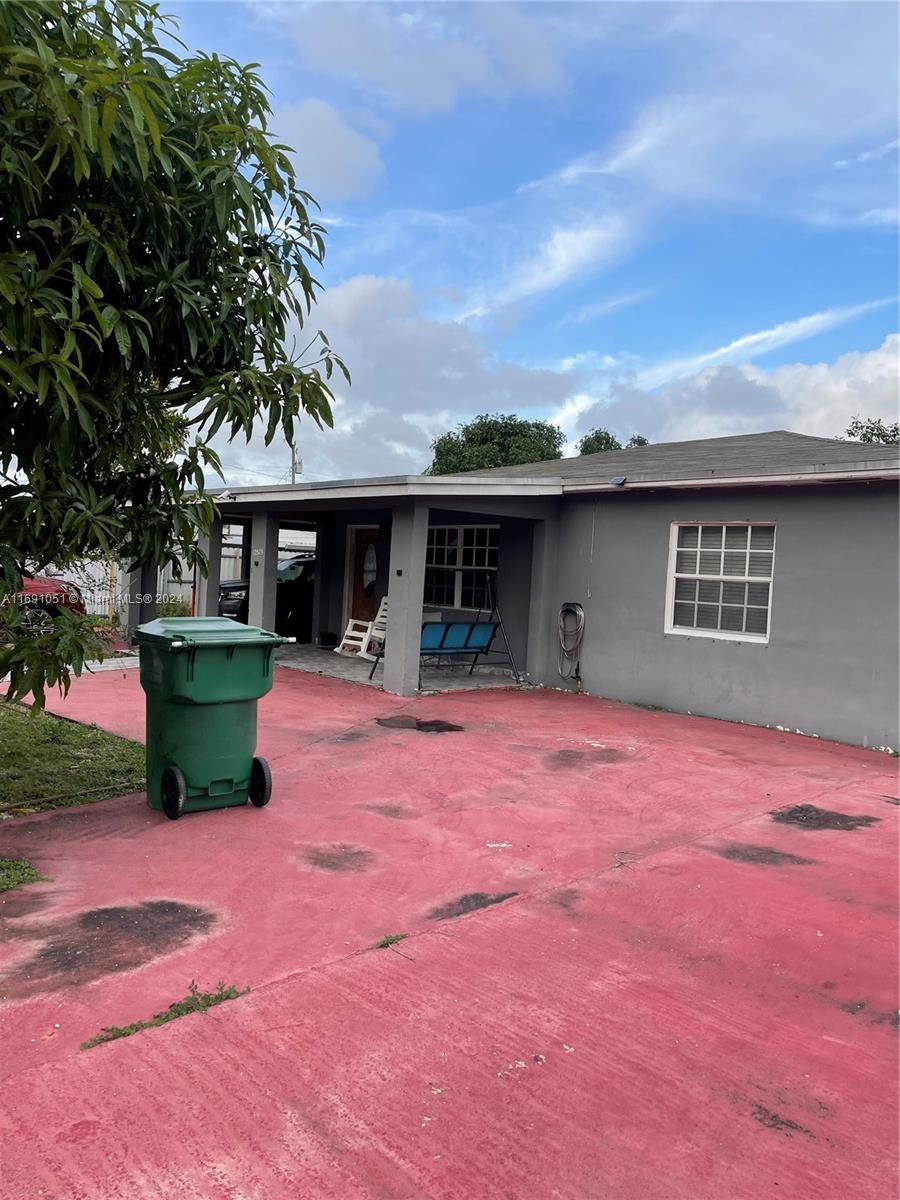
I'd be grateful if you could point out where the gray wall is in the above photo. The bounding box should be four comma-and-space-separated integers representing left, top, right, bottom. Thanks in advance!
542, 483, 899, 749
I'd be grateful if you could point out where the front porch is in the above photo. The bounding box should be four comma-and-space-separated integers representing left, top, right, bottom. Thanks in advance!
187, 479, 562, 697
276, 641, 525, 693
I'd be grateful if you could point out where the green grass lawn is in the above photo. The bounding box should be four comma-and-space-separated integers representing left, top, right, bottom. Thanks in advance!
0, 702, 145, 813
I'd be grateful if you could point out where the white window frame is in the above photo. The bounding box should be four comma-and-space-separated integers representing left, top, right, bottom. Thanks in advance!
424, 523, 499, 611
663, 521, 776, 645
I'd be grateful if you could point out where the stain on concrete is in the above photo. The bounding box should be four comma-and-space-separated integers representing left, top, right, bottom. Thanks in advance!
708, 843, 816, 867
771, 804, 880, 831
1, 900, 215, 999
839, 999, 899, 1029
305, 844, 374, 873
375, 715, 464, 734
880, 795, 900, 807
549, 748, 627, 768
363, 804, 416, 820
0, 889, 52, 920
335, 730, 367, 743
427, 891, 518, 921
546, 887, 581, 914
749, 1104, 815, 1139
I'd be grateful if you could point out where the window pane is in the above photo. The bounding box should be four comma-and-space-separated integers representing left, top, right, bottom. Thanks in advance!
486, 547, 499, 568
696, 604, 719, 629
700, 525, 723, 549
745, 607, 768, 634
697, 580, 721, 603
720, 606, 744, 631
673, 602, 695, 628
723, 551, 747, 576
461, 546, 474, 566
747, 582, 770, 606
750, 526, 775, 550
748, 552, 773, 577
674, 578, 697, 602
724, 526, 749, 549
722, 581, 746, 605
698, 551, 722, 574
677, 526, 699, 548
676, 550, 698, 574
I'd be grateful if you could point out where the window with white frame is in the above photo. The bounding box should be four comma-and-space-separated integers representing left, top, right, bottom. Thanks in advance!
424, 525, 499, 610
666, 523, 775, 641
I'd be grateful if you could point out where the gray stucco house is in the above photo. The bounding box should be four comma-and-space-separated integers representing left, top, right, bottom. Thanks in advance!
195, 431, 899, 750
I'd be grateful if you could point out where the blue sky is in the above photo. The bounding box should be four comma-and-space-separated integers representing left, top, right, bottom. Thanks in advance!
170, 2, 898, 483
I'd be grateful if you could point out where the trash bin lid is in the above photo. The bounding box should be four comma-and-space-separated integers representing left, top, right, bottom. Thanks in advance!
134, 616, 284, 648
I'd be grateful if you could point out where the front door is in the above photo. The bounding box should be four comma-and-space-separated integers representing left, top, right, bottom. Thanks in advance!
348, 527, 379, 622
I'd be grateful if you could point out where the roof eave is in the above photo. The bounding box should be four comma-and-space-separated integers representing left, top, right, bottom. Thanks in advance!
563, 467, 900, 494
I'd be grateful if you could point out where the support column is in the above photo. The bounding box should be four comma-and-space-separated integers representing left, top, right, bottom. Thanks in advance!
247, 510, 278, 630
526, 511, 560, 684
195, 515, 223, 617
383, 504, 429, 697
121, 559, 159, 640
239, 519, 252, 580
310, 521, 326, 645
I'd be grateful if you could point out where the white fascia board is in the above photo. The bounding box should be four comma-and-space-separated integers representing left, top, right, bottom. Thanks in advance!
213, 476, 563, 507
563, 468, 900, 493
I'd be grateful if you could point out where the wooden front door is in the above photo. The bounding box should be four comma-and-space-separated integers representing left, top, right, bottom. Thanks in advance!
349, 528, 379, 622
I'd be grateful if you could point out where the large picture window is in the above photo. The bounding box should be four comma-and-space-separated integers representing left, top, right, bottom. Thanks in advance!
424, 525, 499, 611
665, 523, 775, 642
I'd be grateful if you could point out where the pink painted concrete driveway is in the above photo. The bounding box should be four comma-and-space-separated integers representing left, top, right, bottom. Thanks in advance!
0, 667, 897, 1200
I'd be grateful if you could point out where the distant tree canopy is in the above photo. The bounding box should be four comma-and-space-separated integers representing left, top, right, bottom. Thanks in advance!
0, 0, 345, 706
578, 429, 649, 455
846, 416, 899, 445
425, 413, 565, 474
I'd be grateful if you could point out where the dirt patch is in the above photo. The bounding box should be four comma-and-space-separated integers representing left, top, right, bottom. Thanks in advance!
363, 804, 416, 820
546, 887, 581, 914
305, 844, 374, 873
771, 804, 880, 831
1, 900, 215, 999
549, 748, 627, 768
708, 843, 816, 867
749, 1104, 815, 1139
427, 891, 518, 921
375, 716, 464, 734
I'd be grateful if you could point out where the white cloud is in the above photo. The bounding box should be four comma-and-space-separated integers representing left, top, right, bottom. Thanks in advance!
214, 274, 576, 484
271, 2, 564, 115
835, 139, 900, 169
458, 216, 634, 320
571, 337, 900, 448
557, 291, 652, 328
271, 100, 385, 201
636, 299, 896, 390
597, 4, 898, 219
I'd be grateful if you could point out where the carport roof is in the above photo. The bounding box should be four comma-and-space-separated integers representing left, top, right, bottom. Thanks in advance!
214, 430, 898, 507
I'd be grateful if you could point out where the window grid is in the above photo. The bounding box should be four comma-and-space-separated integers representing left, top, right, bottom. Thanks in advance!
425, 525, 499, 610
668, 523, 775, 641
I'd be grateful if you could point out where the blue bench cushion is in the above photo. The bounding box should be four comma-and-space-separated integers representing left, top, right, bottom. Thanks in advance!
418, 621, 498, 654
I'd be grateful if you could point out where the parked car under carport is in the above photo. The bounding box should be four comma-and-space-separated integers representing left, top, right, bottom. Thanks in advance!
218, 553, 315, 641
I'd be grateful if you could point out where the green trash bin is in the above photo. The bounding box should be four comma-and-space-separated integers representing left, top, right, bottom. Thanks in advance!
134, 616, 290, 820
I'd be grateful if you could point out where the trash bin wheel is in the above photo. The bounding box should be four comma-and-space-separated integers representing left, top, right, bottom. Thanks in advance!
160, 766, 187, 821
249, 756, 272, 808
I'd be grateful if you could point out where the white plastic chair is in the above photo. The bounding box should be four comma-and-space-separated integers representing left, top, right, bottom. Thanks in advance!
334, 595, 388, 661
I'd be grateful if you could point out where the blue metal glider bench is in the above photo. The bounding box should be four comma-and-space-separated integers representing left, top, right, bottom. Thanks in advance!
368, 620, 499, 681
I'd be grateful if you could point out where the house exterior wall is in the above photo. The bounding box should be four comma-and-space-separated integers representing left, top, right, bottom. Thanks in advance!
543, 483, 899, 749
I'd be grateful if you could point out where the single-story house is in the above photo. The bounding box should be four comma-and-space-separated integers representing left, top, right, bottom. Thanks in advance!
161, 430, 897, 750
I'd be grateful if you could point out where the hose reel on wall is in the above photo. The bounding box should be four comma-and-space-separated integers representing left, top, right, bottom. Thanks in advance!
558, 602, 585, 687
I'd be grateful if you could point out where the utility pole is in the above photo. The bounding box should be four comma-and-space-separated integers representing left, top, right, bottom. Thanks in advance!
290, 443, 300, 484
